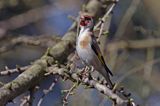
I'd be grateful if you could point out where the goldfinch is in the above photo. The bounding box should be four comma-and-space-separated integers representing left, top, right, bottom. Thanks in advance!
76, 14, 113, 88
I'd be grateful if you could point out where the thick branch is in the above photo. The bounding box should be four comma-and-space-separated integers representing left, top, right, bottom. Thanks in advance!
46, 66, 134, 106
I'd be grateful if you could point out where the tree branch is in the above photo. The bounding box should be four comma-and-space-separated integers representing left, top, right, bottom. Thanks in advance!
46, 66, 135, 106
0, 35, 61, 53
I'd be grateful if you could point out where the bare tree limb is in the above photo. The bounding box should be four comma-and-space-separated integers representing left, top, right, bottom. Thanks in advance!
46, 66, 135, 106
0, 35, 61, 53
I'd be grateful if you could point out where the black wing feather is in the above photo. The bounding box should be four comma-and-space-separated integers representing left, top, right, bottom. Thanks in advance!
91, 37, 113, 76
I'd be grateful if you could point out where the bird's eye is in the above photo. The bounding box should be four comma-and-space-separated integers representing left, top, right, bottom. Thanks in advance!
79, 15, 92, 26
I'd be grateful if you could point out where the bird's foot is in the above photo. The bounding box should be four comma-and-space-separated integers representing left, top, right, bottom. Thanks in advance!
80, 66, 90, 80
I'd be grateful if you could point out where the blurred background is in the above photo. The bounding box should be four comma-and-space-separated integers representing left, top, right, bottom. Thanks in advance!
0, 0, 160, 106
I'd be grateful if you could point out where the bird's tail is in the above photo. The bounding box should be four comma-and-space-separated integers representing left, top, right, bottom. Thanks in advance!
104, 73, 113, 89
104, 63, 113, 76
100, 68, 113, 89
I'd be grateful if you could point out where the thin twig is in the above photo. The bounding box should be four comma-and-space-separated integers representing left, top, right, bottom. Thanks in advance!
0, 65, 29, 76
94, 0, 118, 30
37, 79, 57, 106
93, 0, 118, 43
62, 82, 78, 106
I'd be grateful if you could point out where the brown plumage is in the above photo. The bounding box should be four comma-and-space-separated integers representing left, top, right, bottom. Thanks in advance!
79, 35, 91, 49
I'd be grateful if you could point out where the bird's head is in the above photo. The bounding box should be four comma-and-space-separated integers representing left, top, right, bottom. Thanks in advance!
79, 15, 94, 28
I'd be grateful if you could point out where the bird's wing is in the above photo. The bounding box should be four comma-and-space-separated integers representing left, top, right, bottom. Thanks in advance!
90, 35, 113, 76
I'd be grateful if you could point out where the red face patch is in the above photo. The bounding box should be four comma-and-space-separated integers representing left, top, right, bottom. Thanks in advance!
80, 20, 89, 26
80, 15, 93, 26
80, 20, 86, 26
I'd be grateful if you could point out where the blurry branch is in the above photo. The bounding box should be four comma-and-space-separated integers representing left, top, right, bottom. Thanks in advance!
148, 71, 160, 91
0, 82, 4, 87
134, 26, 160, 37
116, 58, 160, 84
109, 49, 118, 70
0, 4, 53, 30
0, 35, 61, 53
0, 0, 44, 10
114, 0, 141, 39
0, 0, 106, 105
107, 38, 160, 51
144, 47, 154, 80
0, 0, 20, 9
142, 47, 154, 97
9, 35, 61, 47
135, 26, 157, 81
115, 57, 160, 97
0, 4, 55, 38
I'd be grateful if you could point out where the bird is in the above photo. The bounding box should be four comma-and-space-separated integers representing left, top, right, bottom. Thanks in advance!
76, 14, 114, 89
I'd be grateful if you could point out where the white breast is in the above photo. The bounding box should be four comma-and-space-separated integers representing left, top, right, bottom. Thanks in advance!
76, 28, 94, 64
